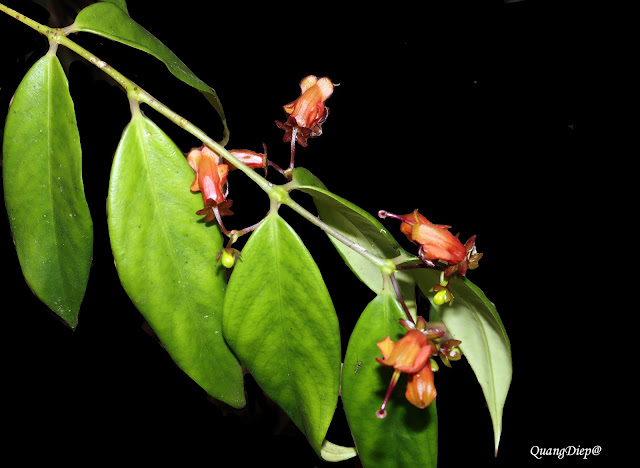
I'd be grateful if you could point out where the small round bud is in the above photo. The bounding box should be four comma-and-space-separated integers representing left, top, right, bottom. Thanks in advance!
448, 347, 462, 361
220, 249, 236, 268
433, 289, 452, 305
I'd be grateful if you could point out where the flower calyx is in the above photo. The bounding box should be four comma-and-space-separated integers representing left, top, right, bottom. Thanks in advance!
442, 235, 483, 278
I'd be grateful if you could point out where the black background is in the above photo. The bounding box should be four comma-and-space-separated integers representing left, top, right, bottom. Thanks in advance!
1, 1, 616, 466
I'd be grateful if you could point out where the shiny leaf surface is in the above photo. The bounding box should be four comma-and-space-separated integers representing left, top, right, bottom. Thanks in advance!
3, 52, 93, 328
222, 212, 341, 454
107, 110, 244, 408
415, 269, 512, 454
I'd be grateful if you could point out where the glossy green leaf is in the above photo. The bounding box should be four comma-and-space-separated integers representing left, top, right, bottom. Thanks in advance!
3, 52, 93, 329
222, 213, 341, 454
99, 0, 128, 15
73, 2, 228, 144
290, 167, 418, 314
415, 269, 512, 455
107, 110, 244, 408
342, 291, 438, 468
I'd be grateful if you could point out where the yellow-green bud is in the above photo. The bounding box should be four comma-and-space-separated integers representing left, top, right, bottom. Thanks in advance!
220, 249, 236, 269
433, 289, 452, 305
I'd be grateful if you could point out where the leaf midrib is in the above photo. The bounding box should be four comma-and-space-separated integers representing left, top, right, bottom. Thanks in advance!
271, 216, 310, 440
455, 291, 503, 448
134, 118, 222, 379
45, 55, 72, 311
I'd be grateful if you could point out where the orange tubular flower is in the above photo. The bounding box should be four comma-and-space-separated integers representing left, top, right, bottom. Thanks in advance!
285, 75, 333, 129
276, 75, 334, 147
187, 145, 231, 222
399, 210, 466, 266
405, 361, 437, 409
375, 329, 434, 418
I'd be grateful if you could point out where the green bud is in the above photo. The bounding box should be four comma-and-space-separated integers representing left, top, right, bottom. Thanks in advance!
220, 249, 236, 269
448, 347, 462, 361
433, 289, 451, 305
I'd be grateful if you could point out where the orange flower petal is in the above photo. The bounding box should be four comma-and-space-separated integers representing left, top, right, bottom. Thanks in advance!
283, 75, 334, 129
405, 362, 437, 409
376, 336, 396, 365
299, 75, 319, 93
376, 330, 431, 373
395, 341, 432, 374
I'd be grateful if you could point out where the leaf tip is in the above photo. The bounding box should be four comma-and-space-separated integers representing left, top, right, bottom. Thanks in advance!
320, 440, 357, 462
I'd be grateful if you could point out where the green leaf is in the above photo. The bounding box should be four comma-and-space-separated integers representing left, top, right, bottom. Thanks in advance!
2, 52, 93, 329
290, 167, 417, 314
342, 292, 438, 468
222, 213, 341, 454
291, 167, 410, 288
99, 0, 128, 15
107, 110, 244, 408
415, 269, 512, 455
320, 440, 357, 462
73, 2, 228, 144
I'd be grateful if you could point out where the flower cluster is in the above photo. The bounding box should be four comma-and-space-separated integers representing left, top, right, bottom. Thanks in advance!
375, 316, 461, 418
183, 75, 482, 425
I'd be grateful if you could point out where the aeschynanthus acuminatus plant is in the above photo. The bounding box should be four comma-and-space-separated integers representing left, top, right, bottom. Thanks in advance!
0, 2, 511, 466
